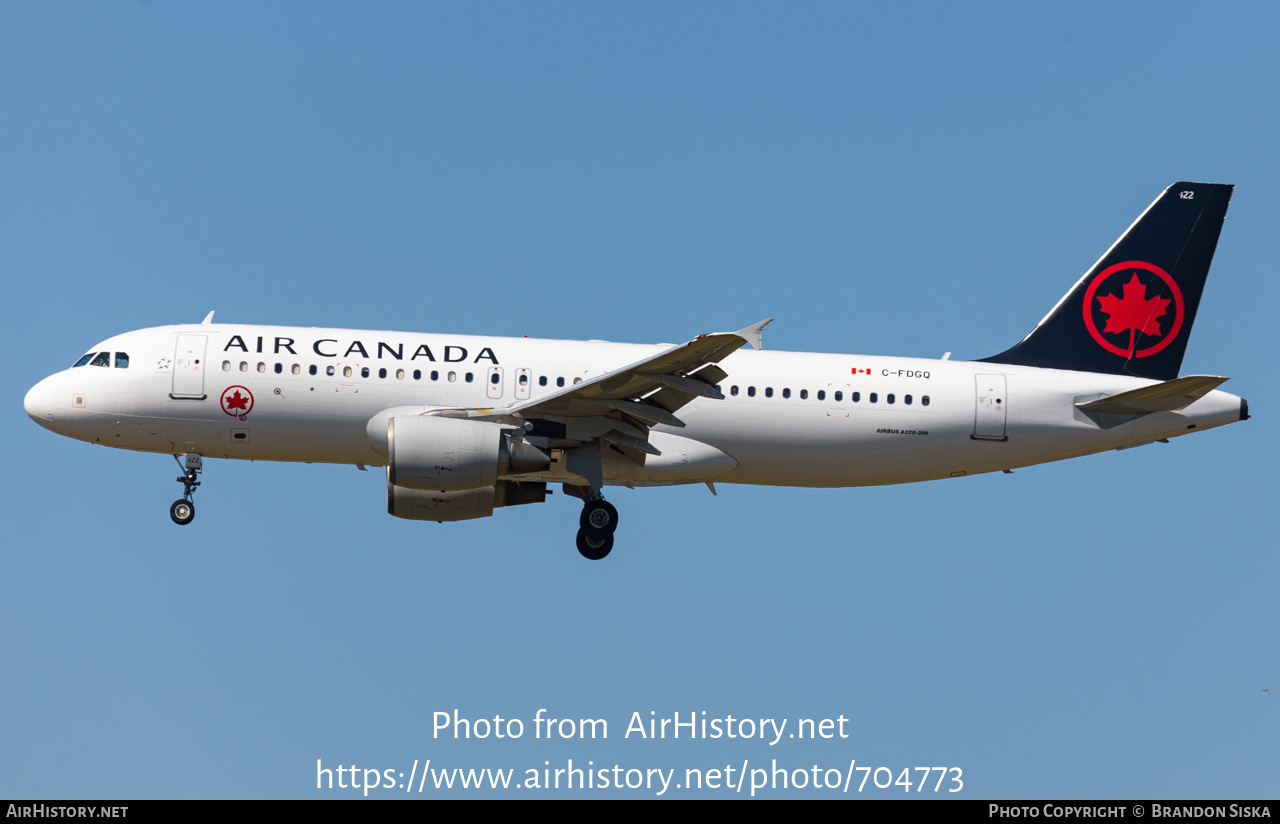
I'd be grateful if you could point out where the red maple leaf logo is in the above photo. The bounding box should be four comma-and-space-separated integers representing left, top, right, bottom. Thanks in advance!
1096, 273, 1171, 357
224, 390, 249, 412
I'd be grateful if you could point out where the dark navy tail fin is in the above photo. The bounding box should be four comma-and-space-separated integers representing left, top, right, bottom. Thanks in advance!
980, 182, 1233, 381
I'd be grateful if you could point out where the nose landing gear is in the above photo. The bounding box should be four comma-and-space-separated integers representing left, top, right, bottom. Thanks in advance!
170, 453, 202, 525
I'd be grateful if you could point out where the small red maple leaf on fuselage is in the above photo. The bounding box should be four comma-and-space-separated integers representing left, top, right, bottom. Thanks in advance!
224, 391, 249, 412
1096, 273, 1170, 356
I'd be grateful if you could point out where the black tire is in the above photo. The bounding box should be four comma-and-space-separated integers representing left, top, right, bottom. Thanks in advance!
170, 499, 195, 526
576, 529, 613, 560
579, 500, 619, 535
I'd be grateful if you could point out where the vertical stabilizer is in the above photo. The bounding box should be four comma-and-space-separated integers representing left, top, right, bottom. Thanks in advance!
980, 182, 1233, 380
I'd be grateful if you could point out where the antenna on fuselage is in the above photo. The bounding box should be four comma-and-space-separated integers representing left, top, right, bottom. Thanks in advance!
201, 311, 215, 325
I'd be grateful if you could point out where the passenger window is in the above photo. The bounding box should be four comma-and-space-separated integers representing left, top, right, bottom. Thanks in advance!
765, 387, 773, 398
431, 371, 439, 381
465, 372, 474, 383
73, 353, 94, 368
557, 377, 565, 387
379, 368, 387, 379
731, 385, 739, 396
539, 376, 548, 386
222, 360, 231, 372
518, 374, 528, 386
240, 362, 248, 372
396, 369, 405, 380
361, 367, 370, 378
748, 386, 756, 397
870, 393, 878, 403
327, 366, 335, 376
257, 362, 266, 373
413, 370, 421, 380
922, 395, 930, 407
292, 364, 301, 375
887, 393, 895, 404
448, 372, 457, 382
309, 365, 317, 376
573, 377, 582, 384
905, 394, 912, 405
491, 373, 500, 385
816, 390, 824, 400
343, 367, 352, 378
90, 352, 110, 367
274, 363, 283, 374
782, 388, 790, 398
834, 391, 842, 401
852, 392, 860, 402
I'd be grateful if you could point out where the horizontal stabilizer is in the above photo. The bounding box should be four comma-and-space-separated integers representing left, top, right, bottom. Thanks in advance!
1075, 375, 1229, 415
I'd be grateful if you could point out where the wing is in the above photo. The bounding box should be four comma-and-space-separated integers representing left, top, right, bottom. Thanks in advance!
466, 319, 771, 488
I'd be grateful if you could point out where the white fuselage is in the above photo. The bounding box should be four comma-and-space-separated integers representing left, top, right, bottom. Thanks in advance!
23, 323, 1245, 489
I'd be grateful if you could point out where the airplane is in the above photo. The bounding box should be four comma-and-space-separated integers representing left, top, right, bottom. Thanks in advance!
24, 181, 1248, 560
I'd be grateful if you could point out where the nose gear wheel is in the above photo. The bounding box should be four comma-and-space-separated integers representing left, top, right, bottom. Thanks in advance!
170, 453, 202, 526
170, 499, 195, 525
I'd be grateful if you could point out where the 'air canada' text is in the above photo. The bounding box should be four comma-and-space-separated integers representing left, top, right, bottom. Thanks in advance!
223, 335, 499, 364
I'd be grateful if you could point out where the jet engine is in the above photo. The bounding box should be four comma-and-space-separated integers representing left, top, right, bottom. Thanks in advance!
383, 415, 550, 522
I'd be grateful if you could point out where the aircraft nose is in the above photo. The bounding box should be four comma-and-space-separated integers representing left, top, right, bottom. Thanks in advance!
24, 375, 60, 429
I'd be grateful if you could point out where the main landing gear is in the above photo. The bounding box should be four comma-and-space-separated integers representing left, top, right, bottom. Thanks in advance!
575, 496, 619, 561
170, 453, 202, 526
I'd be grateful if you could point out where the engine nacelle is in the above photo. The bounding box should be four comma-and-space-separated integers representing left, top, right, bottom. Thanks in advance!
388, 479, 547, 522
387, 414, 549, 492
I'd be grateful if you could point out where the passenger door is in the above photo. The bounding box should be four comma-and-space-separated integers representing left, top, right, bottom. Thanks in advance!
171, 335, 208, 399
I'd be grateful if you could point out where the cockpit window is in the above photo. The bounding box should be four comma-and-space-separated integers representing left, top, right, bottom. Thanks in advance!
73, 353, 95, 368
114, 352, 129, 369
89, 352, 111, 368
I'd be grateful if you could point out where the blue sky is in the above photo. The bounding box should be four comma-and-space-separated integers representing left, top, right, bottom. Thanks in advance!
2, 2, 1276, 798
